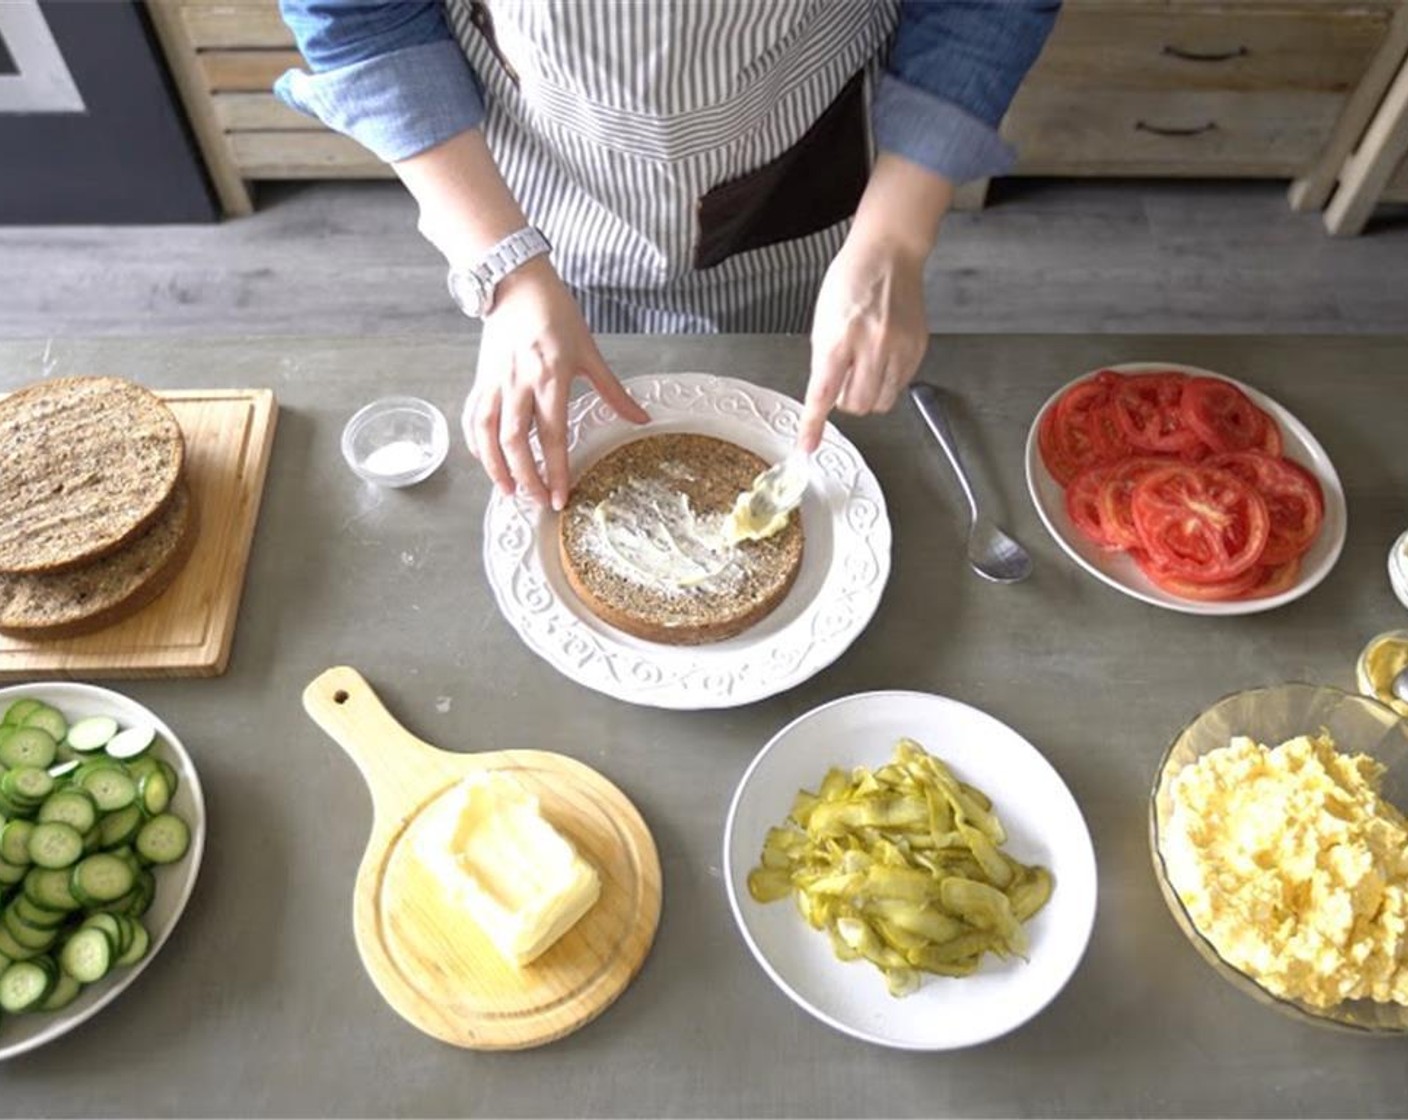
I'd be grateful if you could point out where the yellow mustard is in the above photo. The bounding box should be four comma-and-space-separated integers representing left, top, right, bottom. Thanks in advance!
1357, 629, 1408, 719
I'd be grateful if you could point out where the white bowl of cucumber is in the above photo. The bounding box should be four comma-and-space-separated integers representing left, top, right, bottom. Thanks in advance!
0, 682, 204, 1060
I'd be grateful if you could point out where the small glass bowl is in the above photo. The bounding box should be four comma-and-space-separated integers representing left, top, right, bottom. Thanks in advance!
341, 396, 449, 488
1149, 683, 1408, 1034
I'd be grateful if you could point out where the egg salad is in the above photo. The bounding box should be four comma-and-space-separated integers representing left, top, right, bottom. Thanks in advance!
1162, 733, 1408, 1008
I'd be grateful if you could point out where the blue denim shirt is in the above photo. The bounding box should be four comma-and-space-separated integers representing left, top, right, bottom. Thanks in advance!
276, 1, 1058, 184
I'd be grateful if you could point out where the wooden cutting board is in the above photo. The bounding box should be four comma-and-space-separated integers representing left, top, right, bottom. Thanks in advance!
0, 389, 277, 679
302, 665, 662, 1050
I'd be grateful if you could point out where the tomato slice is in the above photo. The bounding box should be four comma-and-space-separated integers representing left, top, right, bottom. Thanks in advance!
1206, 451, 1324, 565
1065, 465, 1120, 549
1109, 373, 1205, 456
1134, 551, 1266, 601
1180, 377, 1273, 453
1039, 374, 1129, 486
1095, 457, 1165, 550
1248, 557, 1303, 599
1130, 465, 1271, 580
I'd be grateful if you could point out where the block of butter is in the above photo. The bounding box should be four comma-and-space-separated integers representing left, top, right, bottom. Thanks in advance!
416, 771, 601, 968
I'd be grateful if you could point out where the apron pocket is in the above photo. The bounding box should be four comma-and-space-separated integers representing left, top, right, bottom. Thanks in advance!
694, 71, 868, 272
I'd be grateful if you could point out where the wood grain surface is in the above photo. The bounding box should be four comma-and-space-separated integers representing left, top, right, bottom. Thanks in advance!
302, 666, 662, 1051
0, 389, 277, 679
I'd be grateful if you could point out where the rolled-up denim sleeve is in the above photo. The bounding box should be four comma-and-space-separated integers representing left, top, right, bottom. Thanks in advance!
874, 0, 1060, 183
274, 0, 485, 163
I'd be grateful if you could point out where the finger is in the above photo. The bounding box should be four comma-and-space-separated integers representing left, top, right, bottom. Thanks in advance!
461, 388, 482, 460
535, 376, 571, 511
500, 386, 551, 505
473, 391, 515, 497
798, 348, 850, 453
586, 354, 649, 424
837, 350, 883, 415
873, 358, 909, 414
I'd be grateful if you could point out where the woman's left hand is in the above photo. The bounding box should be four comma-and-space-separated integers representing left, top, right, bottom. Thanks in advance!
797, 154, 953, 453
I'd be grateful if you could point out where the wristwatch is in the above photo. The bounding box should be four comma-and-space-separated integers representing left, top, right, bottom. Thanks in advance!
446, 226, 552, 318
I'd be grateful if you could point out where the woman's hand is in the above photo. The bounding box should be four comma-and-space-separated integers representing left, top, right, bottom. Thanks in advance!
463, 258, 649, 509
797, 154, 955, 453
798, 232, 928, 452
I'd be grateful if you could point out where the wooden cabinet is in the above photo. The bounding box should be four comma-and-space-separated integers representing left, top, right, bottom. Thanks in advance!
146, 0, 386, 215
147, 0, 1405, 217
1003, 0, 1402, 180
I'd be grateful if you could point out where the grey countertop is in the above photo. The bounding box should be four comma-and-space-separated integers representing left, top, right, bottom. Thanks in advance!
1, 334, 1406, 1118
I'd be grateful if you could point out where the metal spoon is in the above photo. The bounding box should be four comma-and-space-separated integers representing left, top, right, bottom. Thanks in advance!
909, 382, 1034, 584
1393, 668, 1408, 706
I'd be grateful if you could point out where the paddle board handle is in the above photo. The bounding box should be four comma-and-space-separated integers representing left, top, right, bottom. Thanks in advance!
302, 665, 451, 818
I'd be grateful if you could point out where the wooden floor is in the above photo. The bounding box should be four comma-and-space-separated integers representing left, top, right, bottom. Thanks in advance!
2, 177, 1406, 339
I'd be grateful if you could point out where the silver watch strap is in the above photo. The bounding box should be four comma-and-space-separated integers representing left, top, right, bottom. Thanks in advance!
472, 226, 551, 286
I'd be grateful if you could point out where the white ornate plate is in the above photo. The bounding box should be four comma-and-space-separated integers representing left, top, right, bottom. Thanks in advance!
0, 682, 205, 1061
724, 691, 1098, 1050
482, 374, 891, 709
1024, 361, 1347, 616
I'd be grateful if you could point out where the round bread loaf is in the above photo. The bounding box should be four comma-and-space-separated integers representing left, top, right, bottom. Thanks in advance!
559, 433, 803, 645
0, 376, 185, 574
0, 481, 196, 639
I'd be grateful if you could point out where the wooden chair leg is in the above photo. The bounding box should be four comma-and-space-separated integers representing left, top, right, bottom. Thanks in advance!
1324, 51, 1408, 236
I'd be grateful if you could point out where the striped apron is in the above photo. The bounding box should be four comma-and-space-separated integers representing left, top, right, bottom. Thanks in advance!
444, 0, 900, 332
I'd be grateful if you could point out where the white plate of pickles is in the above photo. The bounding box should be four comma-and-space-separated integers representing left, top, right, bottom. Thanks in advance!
0, 682, 204, 1060
724, 691, 1097, 1050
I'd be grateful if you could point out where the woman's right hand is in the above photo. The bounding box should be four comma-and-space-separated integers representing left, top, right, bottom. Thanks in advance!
463, 258, 649, 510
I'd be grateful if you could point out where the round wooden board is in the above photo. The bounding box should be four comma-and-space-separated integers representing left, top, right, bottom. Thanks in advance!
303, 666, 662, 1051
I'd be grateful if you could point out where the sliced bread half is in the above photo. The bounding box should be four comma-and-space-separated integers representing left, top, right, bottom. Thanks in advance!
558, 433, 803, 645
0, 480, 196, 640
0, 376, 185, 574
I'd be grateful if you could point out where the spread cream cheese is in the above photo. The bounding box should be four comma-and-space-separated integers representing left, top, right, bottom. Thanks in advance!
585, 474, 740, 591
416, 772, 601, 968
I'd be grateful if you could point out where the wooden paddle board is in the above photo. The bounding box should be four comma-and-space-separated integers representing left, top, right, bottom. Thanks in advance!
301, 665, 661, 1050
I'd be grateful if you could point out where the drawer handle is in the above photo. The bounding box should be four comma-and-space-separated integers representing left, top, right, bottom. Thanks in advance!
1135, 120, 1218, 138
1162, 44, 1249, 63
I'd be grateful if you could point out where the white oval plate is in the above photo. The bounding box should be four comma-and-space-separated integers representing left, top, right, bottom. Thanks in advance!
483, 374, 891, 709
1024, 361, 1347, 615
0, 682, 205, 1061
724, 691, 1098, 1050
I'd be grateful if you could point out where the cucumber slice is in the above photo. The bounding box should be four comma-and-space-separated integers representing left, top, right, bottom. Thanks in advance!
1, 700, 41, 727
64, 716, 118, 754
38, 969, 81, 1012
125, 870, 156, 918
27, 822, 84, 870
0, 791, 32, 821
0, 820, 33, 866
2, 767, 54, 806
23, 868, 81, 913
59, 927, 111, 983
37, 789, 97, 834
137, 770, 169, 816
0, 922, 40, 962
0, 859, 27, 886
80, 768, 136, 813
13, 895, 66, 930
81, 912, 126, 955
135, 813, 189, 865
113, 920, 149, 967
0, 959, 54, 1011
21, 706, 68, 745
2, 907, 57, 950
97, 803, 142, 850
104, 725, 154, 761
47, 760, 80, 780
69, 853, 134, 904
0, 728, 57, 770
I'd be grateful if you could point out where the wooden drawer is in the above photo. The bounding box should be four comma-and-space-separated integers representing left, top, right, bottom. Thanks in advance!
1028, 6, 1393, 94
1004, 89, 1347, 176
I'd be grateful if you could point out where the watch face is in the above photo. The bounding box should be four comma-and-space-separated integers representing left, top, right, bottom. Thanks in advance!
449, 269, 490, 318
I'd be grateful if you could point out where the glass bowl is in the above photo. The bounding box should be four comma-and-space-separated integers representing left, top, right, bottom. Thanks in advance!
1149, 682, 1408, 1034
341, 396, 449, 488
